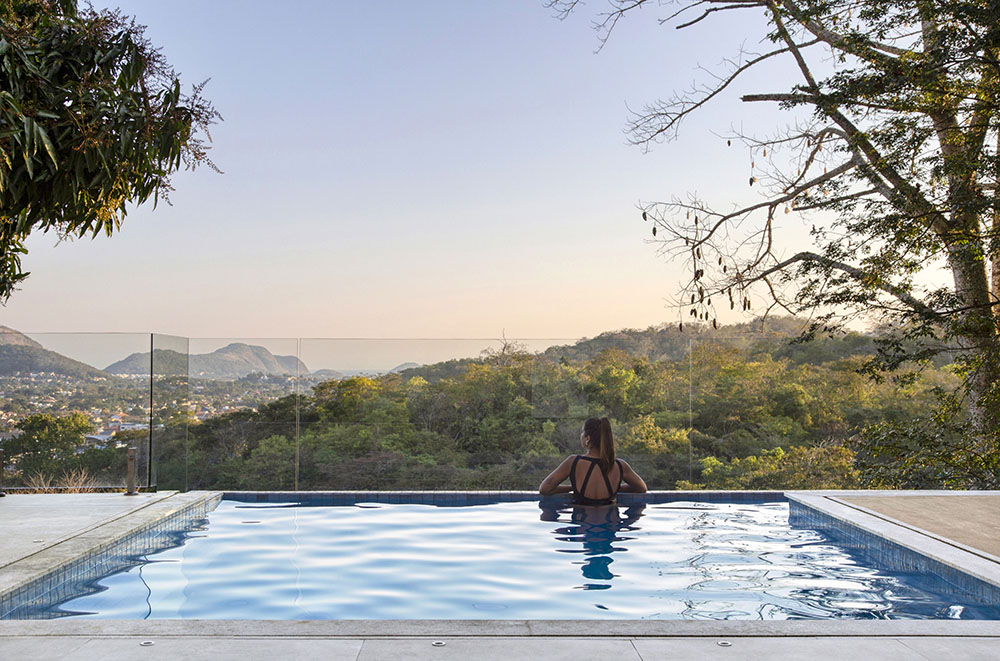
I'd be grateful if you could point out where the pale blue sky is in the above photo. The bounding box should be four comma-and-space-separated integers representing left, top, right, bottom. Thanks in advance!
4, 0, 796, 341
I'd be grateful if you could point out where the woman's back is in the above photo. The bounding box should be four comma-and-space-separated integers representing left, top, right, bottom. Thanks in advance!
538, 417, 647, 501
570, 455, 623, 505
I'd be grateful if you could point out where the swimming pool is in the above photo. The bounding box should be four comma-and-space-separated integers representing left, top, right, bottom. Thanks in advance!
39, 497, 1000, 620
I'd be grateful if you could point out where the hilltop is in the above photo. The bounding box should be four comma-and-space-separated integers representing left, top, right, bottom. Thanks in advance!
106, 343, 310, 380
0, 327, 108, 379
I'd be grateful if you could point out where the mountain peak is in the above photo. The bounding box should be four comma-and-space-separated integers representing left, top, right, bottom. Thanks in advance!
0, 326, 44, 349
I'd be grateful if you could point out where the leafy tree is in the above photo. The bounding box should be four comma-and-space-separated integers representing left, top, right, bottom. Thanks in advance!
680, 444, 860, 490
0, 0, 218, 299
552, 1, 999, 476
4, 411, 91, 480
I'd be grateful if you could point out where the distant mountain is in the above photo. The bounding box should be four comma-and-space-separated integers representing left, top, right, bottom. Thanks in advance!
0, 326, 43, 349
0, 326, 108, 378
106, 343, 310, 380
389, 362, 421, 373
103, 348, 189, 376
309, 368, 345, 381
397, 317, 878, 384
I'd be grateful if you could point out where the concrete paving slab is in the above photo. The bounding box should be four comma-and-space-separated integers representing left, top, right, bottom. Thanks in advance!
0, 636, 91, 661
839, 495, 1000, 559
0, 492, 174, 568
896, 636, 1000, 660
356, 637, 641, 661
60, 637, 364, 661
634, 637, 923, 660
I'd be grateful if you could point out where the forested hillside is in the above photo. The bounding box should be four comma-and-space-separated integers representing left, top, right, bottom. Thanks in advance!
8, 321, 990, 491
147, 322, 982, 491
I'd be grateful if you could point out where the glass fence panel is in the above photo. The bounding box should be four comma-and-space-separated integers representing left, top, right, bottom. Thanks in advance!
0, 331, 151, 491
540, 332, 696, 490
295, 338, 580, 490
151, 333, 190, 491
178, 337, 300, 491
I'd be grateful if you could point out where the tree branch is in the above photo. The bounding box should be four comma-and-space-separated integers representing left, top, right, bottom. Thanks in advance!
750, 251, 938, 318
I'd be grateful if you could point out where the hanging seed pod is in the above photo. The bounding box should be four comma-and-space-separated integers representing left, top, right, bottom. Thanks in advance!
723, 265, 727, 273
730, 301, 735, 310
751, 160, 756, 169
763, 148, 767, 157
679, 322, 684, 332
746, 298, 752, 310
652, 226, 657, 236
691, 294, 696, 304
718, 257, 723, 265
784, 206, 790, 214
686, 210, 690, 219
749, 176, 756, 186
712, 318, 718, 329
690, 308, 697, 317
707, 298, 712, 306
694, 216, 699, 225
698, 286, 704, 298
685, 238, 690, 246
727, 139, 731, 147
642, 211, 647, 221
697, 248, 702, 259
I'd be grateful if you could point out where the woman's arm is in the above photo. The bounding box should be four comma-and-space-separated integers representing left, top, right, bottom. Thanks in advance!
539, 456, 575, 495
618, 459, 647, 493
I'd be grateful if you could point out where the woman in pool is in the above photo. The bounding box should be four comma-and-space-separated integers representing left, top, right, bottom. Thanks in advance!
538, 417, 647, 505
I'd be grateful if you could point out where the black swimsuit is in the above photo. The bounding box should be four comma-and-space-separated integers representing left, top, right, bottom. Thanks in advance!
569, 455, 624, 505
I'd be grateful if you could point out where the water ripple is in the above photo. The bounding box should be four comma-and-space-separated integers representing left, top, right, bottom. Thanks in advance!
51, 500, 1000, 620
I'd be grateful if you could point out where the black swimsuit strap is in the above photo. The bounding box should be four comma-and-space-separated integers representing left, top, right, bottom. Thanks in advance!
599, 461, 614, 497
579, 460, 598, 496
573, 455, 620, 503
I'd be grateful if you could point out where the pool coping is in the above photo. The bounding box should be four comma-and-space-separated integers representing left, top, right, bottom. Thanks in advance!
3, 618, 1000, 638
223, 489, 786, 506
785, 490, 1000, 600
0, 491, 222, 619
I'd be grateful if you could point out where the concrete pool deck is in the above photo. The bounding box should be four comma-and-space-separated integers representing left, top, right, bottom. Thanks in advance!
1, 490, 999, 659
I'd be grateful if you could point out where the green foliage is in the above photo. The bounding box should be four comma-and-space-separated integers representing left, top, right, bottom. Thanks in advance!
854, 405, 1000, 489
4, 411, 91, 480
680, 445, 860, 491
2, 321, 980, 491
142, 324, 962, 491
0, 0, 218, 299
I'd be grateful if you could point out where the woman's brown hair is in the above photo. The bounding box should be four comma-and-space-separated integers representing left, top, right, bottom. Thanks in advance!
583, 416, 615, 474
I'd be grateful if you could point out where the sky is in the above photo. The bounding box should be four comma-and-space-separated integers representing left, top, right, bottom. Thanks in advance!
3, 0, 802, 350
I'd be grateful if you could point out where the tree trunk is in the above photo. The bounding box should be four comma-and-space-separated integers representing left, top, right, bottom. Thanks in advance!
946, 237, 1000, 442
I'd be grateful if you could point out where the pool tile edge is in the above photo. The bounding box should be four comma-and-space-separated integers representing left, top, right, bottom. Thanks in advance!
0, 491, 223, 620
786, 491, 1000, 603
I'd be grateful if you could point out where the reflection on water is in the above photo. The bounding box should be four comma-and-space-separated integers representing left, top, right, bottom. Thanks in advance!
540, 502, 646, 590
21, 500, 1000, 621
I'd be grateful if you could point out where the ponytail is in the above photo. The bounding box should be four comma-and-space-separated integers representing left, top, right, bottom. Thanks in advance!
598, 417, 615, 474
584, 416, 617, 474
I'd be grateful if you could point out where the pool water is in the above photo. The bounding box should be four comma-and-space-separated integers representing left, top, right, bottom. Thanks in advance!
53, 499, 999, 620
